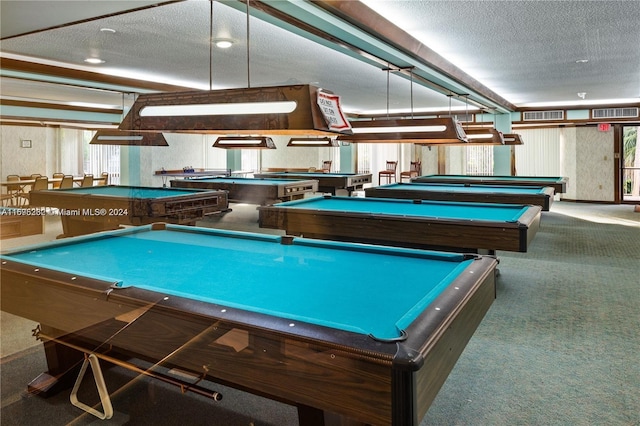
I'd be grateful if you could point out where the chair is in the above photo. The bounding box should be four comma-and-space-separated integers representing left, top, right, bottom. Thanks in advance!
18, 176, 48, 205
59, 175, 74, 189
0, 194, 13, 206
378, 161, 398, 184
32, 176, 49, 191
321, 160, 332, 173
5, 175, 24, 206
0, 189, 14, 206
51, 172, 65, 188
400, 161, 421, 182
98, 172, 109, 186
80, 174, 94, 187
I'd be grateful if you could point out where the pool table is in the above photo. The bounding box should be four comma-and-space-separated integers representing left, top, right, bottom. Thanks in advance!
0, 224, 497, 425
28, 185, 228, 237
253, 171, 372, 195
170, 177, 318, 205
0, 207, 44, 239
154, 168, 231, 187
259, 195, 542, 253
412, 174, 568, 194
365, 182, 555, 211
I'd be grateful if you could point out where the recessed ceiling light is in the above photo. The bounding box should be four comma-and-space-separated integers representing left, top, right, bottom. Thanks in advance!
100, 28, 116, 33
214, 39, 234, 49
575, 59, 589, 63
84, 58, 105, 64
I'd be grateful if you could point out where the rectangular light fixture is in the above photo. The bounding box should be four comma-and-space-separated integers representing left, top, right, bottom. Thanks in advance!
140, 101, 298, 117
213, 136, 276, 149
89, 130, 168, 146
119, 84, 352, 136
462, 128, 505, 145
287, 137, 338, 147
503, 133, 524, 145
337, 117, 468, 143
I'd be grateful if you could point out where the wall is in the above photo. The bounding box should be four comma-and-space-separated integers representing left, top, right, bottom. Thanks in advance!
444, 145, 466, 174
134, 133, 335, 186
560, 127, 577, 200
1, 124, 619, 202
418, 145, 439, 175
0, 125, 57, 179
135, 133, 212, 187
260, 135, 334, 171
574, 127, 615, 201
0, 126, 220, 187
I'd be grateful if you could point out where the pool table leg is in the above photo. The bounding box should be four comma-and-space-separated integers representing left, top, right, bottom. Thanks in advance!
59, 217, 122, 238
297, 405, 369, 426
27, 324, 85, 397
317, 186, 337, 195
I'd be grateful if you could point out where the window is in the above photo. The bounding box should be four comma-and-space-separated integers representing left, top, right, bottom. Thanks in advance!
466, 145, 494, 175
84, 131, 120, 184
622, 126, 639, 202
357, 143, 371, 174
241, 149, 260, 174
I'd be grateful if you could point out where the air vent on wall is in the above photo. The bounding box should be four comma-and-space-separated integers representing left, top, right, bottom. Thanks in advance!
522, 110, 564, 121
592, 108, 639, 119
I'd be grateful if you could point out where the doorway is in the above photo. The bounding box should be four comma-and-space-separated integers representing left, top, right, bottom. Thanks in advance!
621, 126, 639, 203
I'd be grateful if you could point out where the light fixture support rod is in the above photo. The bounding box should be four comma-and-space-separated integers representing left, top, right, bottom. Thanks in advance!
409, 68, 414, 119
246, 0, 251, 88
209, 0, 214, 90
386, 65, 390, 119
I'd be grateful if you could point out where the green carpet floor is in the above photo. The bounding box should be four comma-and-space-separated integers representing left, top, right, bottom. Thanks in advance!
423, 203, 640, 426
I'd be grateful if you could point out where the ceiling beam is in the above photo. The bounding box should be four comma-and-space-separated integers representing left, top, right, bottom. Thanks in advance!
309, 1, 517, 112
1, 1, 184, 40
0, 58, 193, 93
245, 0, 487, 108
0, 99, 123, 115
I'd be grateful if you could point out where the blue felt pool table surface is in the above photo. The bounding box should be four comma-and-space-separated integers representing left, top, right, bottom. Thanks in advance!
414, 174, 564, 184
177, 177, 307, 185
258, 172, 360, 179
4, 225, 475, 340
412, 174, 567, 193
275, 196, 531, 222
376, 182, 551, 195
53, 186, 205, 198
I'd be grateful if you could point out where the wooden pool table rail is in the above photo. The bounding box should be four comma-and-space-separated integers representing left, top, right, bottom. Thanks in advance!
0, 210, 44, 239
28, 186, 229, 237
364, 184, 555, 211
0, 229, 497, 425
259, 197, 542, 253
170, 178, 319, 205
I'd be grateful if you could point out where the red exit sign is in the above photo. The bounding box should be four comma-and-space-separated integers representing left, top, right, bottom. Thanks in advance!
597, 123, 611, 132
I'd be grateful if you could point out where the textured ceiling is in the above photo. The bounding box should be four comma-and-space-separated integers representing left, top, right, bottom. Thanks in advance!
1, 0, 639, 126
362, 0, 640, 106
